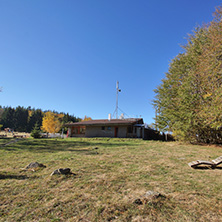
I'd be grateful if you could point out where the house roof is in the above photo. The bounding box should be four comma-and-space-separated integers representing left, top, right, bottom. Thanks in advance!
65, 118, 143, 127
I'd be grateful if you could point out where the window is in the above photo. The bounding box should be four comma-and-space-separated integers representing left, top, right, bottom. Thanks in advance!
101, 126, 105, 130
127, 126, 133, 133
107, 126, 111, 130
74, 128, 78, 134
80, 127, 85, 134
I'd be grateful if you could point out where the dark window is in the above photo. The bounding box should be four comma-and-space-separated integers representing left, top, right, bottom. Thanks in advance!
101, 126, 105, 130
127, 126, 133, 133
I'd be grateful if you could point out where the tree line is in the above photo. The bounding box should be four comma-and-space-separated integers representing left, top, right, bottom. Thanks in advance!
0, 106, 80, 133
153, 6, 222, 144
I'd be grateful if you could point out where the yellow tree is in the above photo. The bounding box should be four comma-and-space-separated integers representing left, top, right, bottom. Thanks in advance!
41, 112, 62, 133
82, 115, 92, 121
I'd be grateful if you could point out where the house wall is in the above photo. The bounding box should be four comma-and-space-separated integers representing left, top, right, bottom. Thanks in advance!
70, 126, 86, 137
85, 125, 128, 138
136, 127, 142, 138
68, 124, 143, 138
118, 126, 128, 137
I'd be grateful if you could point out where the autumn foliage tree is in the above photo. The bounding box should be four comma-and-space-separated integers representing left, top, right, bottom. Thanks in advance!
153, 6, 222, 144
41, 112, 62, 134
82, 115, 92, 121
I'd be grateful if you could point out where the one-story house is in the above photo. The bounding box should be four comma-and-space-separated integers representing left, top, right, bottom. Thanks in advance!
65, 118, 144, 138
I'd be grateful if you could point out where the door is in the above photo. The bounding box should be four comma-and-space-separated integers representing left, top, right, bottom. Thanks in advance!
115, 127, 118, 137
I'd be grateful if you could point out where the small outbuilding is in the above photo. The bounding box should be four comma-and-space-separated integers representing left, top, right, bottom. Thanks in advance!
65, 118, 144, 138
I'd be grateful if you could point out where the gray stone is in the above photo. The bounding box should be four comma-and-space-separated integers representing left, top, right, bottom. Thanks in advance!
25, 162, 46, 169
51, 168, 72, 176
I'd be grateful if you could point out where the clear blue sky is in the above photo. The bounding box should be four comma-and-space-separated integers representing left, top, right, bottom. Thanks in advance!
0, 0, 221, 124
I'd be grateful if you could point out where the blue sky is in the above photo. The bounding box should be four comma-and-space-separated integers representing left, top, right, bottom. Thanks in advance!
0, 0, 221, 124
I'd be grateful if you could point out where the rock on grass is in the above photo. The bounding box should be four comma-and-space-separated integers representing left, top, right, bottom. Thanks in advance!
25, 162, 46, 170
51, 168, 74, 176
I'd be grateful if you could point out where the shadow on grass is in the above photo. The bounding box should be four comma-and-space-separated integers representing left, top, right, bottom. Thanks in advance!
192, 166, 222, 170
0, 138, 16, 146
1, 138, 136, 153
0, 173, 29, 180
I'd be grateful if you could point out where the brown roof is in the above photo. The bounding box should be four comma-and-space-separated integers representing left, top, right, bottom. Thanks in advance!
65, 118, 143, 126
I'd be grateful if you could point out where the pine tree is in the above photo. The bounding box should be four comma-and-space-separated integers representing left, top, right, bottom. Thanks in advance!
31, 122, 41, 138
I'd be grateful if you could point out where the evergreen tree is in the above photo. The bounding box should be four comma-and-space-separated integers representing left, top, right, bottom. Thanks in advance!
62, 113, 80, 123
62, 113, 80, 133
27, 109, 43, 132
1, 107, 15, 129
31, 122, 41, 138
0, 106, 80, 134
14, 106, 29, 132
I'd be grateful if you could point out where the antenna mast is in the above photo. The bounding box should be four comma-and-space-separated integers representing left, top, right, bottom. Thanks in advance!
115, 81, 121, 119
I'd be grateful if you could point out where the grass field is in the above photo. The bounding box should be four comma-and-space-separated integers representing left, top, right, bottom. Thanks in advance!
0, 138, 222, 221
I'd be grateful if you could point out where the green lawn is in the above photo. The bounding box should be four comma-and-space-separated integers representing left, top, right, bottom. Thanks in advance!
0, 138, 222, 221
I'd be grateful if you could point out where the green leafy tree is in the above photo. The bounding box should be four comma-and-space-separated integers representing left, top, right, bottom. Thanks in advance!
153, 6, 222, 143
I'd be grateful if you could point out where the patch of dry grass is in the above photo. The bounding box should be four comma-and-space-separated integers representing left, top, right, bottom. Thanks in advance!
0, 138, 222, 221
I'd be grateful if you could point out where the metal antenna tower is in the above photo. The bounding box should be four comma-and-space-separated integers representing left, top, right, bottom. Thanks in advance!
114, 81, 121, 119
